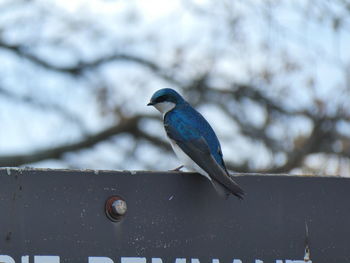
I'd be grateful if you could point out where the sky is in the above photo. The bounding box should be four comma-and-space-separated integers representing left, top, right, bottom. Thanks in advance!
0, 0, 349, 174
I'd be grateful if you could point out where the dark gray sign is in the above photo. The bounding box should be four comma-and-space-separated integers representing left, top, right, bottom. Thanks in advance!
0, 168, 349, 263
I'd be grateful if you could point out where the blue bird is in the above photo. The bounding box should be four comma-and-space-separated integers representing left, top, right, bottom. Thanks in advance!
147, 88, 245, 199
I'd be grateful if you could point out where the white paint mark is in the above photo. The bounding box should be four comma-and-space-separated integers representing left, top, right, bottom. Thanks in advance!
304, 247, 311, 261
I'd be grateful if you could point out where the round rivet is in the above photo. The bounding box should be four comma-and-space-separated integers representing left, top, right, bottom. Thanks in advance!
105, 195, 127, 222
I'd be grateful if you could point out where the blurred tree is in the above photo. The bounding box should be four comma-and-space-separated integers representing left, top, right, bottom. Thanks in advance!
0, 0, 349, 176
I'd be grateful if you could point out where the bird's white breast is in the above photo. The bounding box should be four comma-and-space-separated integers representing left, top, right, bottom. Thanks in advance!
168, 138, 211, 180
154, 102, 176, 116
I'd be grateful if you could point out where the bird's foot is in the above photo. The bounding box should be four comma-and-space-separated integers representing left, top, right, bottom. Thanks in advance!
169, 165, 184, 172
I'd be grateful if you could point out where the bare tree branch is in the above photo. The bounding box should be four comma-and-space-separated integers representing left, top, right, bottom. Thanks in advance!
1, 8, 349, 174
0, 41, 182, 86
0, 115, 141, 167
133, 129, 172, 151
0, 86, 87, 131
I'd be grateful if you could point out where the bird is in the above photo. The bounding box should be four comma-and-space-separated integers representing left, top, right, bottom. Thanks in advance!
147, 88, 245, 199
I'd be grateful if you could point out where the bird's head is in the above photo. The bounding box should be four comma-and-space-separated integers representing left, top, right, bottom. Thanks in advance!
147, 88, 185, 114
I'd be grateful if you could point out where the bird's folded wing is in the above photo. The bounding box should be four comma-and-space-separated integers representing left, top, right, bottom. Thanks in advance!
165, 121, 244, 198
178, 137, 244, 198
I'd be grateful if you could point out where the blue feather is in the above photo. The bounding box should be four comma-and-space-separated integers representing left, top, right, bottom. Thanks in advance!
164, 103, 227, 172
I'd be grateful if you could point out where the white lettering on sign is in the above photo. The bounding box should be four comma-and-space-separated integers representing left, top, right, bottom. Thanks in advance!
21, 256, 29, 263
176, 259, 186, 263
34, 256, 60, 263
0, 255, 313, 263
88, 257, 114, 263
0, 255, 15, 263
152, 258, 245, 263
151, 258, 186, 263
286, 261, 310, 263
121, 257, 147, 263
194, 259, 238, 263
151, 258, 162, 263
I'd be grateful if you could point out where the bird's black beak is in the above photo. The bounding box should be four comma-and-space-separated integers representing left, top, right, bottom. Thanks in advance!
147, 101, 154, 106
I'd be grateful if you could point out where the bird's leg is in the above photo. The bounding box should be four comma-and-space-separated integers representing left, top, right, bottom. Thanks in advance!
170, 165, 184, 171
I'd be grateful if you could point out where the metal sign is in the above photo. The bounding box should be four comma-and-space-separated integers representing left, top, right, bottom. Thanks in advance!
0, 168, 349, 263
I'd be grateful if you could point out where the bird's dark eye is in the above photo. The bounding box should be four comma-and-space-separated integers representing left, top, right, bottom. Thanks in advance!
154, 95, 167, 103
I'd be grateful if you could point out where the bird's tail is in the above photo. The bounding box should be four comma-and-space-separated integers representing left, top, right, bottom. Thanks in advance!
211, 177, 245, 200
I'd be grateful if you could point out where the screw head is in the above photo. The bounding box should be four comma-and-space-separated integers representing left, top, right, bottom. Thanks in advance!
105, 195, 127, 222
112, 199, 127, 216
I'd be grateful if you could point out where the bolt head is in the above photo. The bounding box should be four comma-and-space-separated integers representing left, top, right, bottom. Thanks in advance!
112, 199, 127, 216
105, 195, 127, 222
